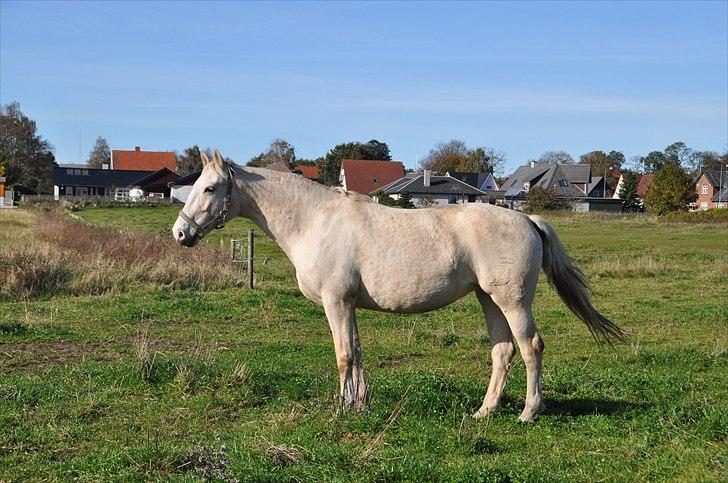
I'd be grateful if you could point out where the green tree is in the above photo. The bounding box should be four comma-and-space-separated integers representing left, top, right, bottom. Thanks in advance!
644, 164, 696, 215
248, 138, 296, 168
395, 192, 415, 209
319, 139, 392, 186
419, 140, 505, 175
86, 135, 111, 169
579, 150, 625, 190
0, 102, 56, 194
417, 195, 437, 208
372, 190, 396, 206
177, 145, 211, 175
526, 186, 562, 211
617, 171, 641, 212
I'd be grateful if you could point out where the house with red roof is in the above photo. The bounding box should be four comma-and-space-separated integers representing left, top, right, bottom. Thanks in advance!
339, 159, 405, 195
695, 171, 728, 210
111, 146, 177, 172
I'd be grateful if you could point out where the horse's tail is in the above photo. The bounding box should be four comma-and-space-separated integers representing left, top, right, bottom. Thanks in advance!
528, 215, 624, 344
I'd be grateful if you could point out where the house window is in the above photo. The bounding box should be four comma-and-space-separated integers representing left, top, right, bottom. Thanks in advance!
558, 180, 568, 187
523, 181, 530, 192
448, 194, 458, 204
701, 186, 708, 195
82, 169, 89, 176
372, 177, 379, 183
718, 202, 725, 209
73, 169, 82, 175
700, 202, 708, 210
66, 169, 73, 175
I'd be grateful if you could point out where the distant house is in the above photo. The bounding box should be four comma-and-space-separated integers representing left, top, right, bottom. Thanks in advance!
340, 159, 405, 194
501, 162, 622, 212
265, 162, 321, 182
446, 171, 499, 191
293, 164, 320, 182
0, 176, 11, 208
168, 170, 201, 203
695, 171, 728, 210
52, 166, 179, 200
111, 146, 177, 172
500, 163, 586, 201
376, 170, 488, 206
636, 174, 654, 202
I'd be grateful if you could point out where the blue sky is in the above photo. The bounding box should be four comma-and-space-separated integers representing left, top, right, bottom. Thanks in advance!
1, 1, 726, 173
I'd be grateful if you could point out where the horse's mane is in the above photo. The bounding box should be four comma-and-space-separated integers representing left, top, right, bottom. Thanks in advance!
330, 186, 375, 203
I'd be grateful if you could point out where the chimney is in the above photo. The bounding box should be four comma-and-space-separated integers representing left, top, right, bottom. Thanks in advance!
424, 169, 431, 187
530, 161, 535, 168
135, 145, 141, 151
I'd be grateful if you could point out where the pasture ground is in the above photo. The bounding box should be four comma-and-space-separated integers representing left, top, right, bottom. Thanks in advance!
1, 205, 726, 481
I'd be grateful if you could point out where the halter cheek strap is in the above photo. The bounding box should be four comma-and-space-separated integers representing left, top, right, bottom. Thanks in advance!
179, 163, 236, 242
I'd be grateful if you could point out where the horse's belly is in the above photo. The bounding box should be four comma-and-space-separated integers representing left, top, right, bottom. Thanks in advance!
357, 268, 476, 314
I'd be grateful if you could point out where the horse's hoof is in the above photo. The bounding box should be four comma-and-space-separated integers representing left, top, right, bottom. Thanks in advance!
472, 405, 500, 419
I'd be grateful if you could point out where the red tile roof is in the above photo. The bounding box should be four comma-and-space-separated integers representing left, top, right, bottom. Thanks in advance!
636, 174, 654, 198
294, 165, 320, 181
112, 147, 176, 172
341, 159, 405, 194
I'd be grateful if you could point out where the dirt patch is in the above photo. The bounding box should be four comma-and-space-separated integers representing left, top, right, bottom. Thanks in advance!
0, 341, 125, 374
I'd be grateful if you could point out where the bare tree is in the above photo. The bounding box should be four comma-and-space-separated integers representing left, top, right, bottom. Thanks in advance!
537, 150, 574, 164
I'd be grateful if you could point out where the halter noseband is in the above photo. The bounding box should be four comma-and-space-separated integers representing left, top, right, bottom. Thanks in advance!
178, 163, 236, 242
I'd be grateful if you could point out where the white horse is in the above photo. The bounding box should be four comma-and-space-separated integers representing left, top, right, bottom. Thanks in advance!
172, 149, 623, 422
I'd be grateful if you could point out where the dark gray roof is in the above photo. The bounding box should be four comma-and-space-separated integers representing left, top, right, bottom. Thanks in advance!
587, 176, 605, 197
704, 171, 727, 188
501, 164, 585, 198
559, 164, 591, 184
447, 171, 498, 191
379, 175, 487, 196
53, 167, 155, 188
711, 187, 728, 202
170, 170, 202, 187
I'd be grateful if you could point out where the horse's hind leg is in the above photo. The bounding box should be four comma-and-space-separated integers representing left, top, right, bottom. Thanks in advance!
491, 293, 545, 422
473, 289, 515, 419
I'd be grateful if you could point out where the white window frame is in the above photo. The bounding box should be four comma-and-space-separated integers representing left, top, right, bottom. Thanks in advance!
701, 186, 708, 195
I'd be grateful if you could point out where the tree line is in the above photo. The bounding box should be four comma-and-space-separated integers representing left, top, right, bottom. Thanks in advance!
1, 101, 725, 209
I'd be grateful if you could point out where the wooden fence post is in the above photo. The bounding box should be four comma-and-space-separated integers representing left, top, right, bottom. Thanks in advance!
247, 229, 254, 289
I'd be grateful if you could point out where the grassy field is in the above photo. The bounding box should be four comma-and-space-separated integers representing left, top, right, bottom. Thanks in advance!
1, 204, 726, 481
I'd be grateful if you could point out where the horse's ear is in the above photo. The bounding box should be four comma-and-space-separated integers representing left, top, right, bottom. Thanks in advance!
212, 148, 224, 172
200, 150, 210, 167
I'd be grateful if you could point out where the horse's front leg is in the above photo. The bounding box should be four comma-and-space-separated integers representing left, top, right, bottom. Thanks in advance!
322, 295, 369, 411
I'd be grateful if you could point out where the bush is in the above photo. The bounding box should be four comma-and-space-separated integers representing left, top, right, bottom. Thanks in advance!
526, 187, 564, 211
644, 164, 695, 215
663, 209, 728, 224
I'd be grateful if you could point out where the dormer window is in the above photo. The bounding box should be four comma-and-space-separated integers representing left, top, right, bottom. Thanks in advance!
523, 181, 530, 192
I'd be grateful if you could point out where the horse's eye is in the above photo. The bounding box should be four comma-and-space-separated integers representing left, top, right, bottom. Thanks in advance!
204, 186, 214, 193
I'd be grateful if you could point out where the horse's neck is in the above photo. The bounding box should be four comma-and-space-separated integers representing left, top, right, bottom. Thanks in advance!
234, 167, 334, 255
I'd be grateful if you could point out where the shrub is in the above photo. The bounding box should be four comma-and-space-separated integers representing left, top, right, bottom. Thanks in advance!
663, 209, 728, 224
526, 187, 564, 211
644, 164, 696, 215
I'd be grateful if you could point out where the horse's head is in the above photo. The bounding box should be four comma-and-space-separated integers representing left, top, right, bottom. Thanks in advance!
172, 148, 236, 247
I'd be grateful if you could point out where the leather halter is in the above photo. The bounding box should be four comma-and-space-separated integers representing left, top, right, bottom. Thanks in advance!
178, 163, 236, 242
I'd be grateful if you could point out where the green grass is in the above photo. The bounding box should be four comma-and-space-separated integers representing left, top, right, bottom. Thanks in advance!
1, 206, 726, 481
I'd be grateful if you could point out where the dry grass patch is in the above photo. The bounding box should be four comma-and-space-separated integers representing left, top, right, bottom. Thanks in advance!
0, 213, 241, 300
588, 256, 670, 279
